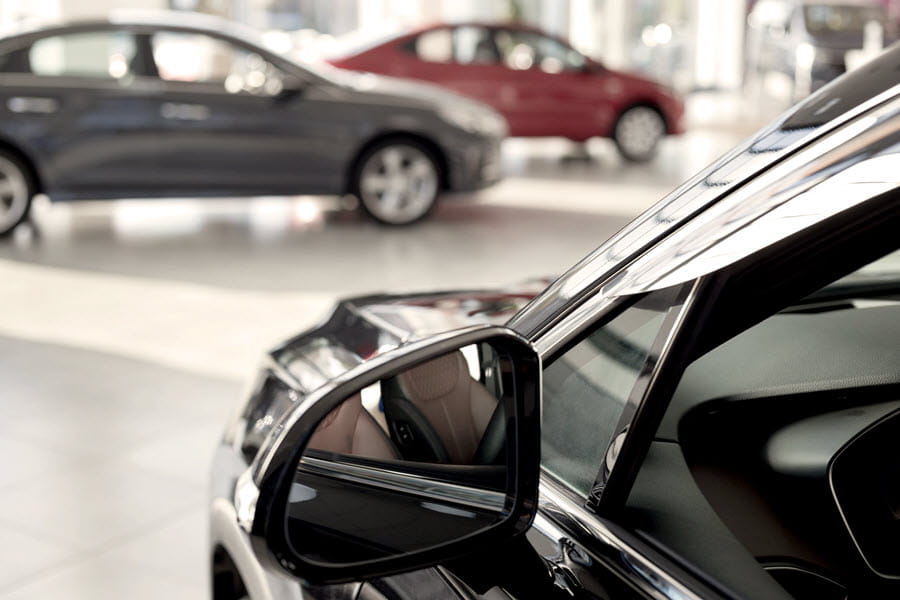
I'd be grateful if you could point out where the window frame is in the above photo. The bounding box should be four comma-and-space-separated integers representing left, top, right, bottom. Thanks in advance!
536, 282, 697, 505
146, 28, 290, 96
491, 27, 587, 73
407, 25, 501, 67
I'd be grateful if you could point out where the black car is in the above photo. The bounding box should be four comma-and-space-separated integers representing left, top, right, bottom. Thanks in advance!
211, 44, 900, 600
0, 12, 506, 232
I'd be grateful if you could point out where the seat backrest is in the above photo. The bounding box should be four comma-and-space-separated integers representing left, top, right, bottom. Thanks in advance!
388, 351, 498, 464
306, 393, 399, 460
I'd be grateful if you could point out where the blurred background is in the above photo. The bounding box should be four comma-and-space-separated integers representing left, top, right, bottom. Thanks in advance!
0, 0, 897, 598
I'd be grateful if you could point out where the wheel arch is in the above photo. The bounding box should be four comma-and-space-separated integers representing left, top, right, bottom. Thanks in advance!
0, 136, 44, 194
211, 544, 250, 600
344, 131, 449, 194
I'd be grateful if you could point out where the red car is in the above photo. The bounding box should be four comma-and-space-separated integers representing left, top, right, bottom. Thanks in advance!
327, 22, 685, 161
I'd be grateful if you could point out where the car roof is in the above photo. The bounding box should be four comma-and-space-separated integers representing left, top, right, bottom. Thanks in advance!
508, 44, 900, 337
329, 19, 568, 56
0, 9, 265, 48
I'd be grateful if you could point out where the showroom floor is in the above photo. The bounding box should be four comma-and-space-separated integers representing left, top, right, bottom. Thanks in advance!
0, 96, 773, 598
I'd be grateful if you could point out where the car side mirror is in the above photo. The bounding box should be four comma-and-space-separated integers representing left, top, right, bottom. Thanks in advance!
275, 75, 306, 101
241, 326, 541, 584
582, 59, 604, 74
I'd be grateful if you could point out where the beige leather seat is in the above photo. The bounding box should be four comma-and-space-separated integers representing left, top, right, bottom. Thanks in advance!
390, 351, 499, 464
306, 393, 399, 460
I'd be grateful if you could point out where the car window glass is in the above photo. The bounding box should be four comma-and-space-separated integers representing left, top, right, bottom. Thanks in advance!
453, 26, 498, 64
541, 293, 676, 496
151, 31, 284, 95
493, 29, 584, 72
633, 244, 900, 600
414, 28, 452, 63
29, 31, 137, 79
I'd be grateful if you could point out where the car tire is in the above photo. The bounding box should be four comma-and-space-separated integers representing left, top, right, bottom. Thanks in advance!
352, 139, 440, 226
0, 150, 34, 237
613, 106, 666, 163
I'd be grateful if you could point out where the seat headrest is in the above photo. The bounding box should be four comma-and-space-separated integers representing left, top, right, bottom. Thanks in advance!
398, 351, 468, 402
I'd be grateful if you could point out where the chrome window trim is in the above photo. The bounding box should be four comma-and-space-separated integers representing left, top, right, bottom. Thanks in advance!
511, 82, 900, 339
537, 478, 708, 600
297, 455, 506, 513
535, 96, 900, 358
533, 292, 619, 357
591, 279, 702, 501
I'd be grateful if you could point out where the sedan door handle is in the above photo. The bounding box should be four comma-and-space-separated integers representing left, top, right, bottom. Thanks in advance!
160, 102, 210, 121
7, 96, 59, 114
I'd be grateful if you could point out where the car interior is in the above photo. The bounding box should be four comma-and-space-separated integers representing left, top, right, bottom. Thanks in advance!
305, 346, 508, 478
626, 247, 900, 600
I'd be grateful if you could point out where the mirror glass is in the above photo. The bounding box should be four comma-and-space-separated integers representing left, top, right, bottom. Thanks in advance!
284, 342, 513, 565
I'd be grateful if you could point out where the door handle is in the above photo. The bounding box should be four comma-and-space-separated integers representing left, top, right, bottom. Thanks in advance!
160, 102, 210, 121
7, 96, 59, 114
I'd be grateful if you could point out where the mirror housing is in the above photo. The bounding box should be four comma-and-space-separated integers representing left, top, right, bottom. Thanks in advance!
582, 59, 604, 74
275, 74, 306, 101
244, 325, 541, 584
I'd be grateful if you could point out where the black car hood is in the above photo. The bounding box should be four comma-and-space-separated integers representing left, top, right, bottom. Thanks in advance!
270, 282, 548, 394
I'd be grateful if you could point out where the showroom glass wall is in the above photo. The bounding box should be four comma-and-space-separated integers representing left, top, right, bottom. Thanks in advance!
9, 0, 900, 94
0, 0, 749, 93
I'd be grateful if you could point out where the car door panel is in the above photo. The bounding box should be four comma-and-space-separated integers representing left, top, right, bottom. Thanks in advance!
0, 73, 163, 197
148, 82, 348, 195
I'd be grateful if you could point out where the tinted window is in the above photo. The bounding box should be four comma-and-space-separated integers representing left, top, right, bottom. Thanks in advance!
453, 26, 498, 64
493, 29, 584, 72
541, 294, 675, 495
151, 31, 284, 95
803, 4, 885, 35
29, 31, 137, 79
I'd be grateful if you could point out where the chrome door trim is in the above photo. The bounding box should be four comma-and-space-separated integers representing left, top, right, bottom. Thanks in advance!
6, 96, 59, 113
537, 479, 711, 600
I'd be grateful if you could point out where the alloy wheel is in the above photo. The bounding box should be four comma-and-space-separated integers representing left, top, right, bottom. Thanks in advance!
0, 155, 30, 234
357, 144, 439, 225
614, 107, 665, 162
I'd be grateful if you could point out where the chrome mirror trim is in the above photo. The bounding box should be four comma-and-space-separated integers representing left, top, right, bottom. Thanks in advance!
297, 456, 506, 513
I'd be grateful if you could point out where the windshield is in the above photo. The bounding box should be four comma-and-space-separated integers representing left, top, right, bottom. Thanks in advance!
803, 4, 885, 35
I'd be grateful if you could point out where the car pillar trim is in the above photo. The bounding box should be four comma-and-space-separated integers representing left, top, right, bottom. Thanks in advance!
538, 479, 708, 600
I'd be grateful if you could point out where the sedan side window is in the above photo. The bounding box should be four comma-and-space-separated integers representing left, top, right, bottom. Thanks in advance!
493, 29, 585, 73
453, 26, 499, 65
151, 32, 284, 95
414, 28, 452, 63
29, 31, 138, 80
541, 291, 680, 496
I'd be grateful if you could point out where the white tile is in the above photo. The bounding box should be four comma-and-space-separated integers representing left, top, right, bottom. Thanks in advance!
0, 529, 73, 590
0, 437, 86, 491
115, 424, 223, 488
0, 462, 204, 552
0, 553, 205, 600
97, 507, 208, 588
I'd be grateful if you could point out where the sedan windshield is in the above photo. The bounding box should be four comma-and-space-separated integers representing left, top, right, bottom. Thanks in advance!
803, 4, 885, 35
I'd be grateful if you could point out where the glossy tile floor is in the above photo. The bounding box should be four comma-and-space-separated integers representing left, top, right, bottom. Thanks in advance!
0, 96, 774, 598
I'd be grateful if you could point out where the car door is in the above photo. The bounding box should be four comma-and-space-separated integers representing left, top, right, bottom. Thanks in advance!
489, 28, 611, 140
354, 285, 723, 600
0, 27, 165, 197
144, 29, 344, 195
